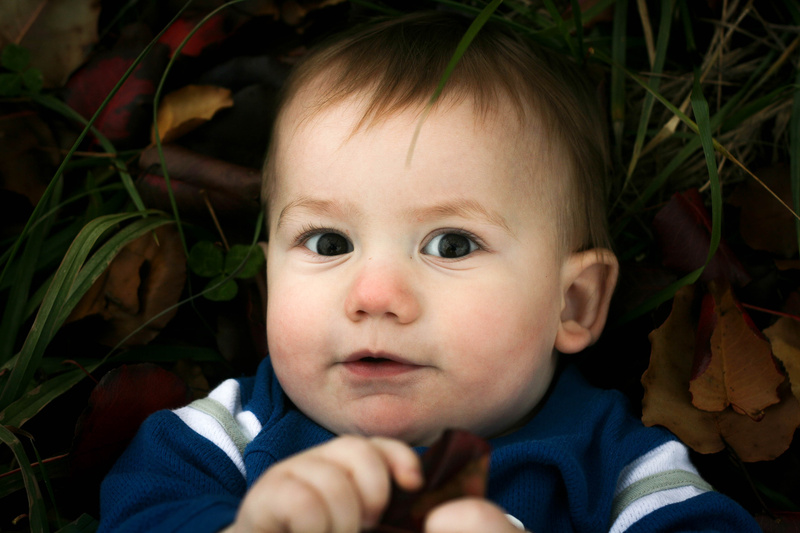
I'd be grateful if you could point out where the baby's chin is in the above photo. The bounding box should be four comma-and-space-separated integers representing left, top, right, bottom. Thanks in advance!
325, 417, 453, 447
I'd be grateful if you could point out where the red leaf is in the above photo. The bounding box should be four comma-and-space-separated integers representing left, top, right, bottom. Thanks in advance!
71, 364, 192, 477
63, 24, 169, 146
371, 429, 491, 533
653, 188, 751, 285
158, 15, 228, 58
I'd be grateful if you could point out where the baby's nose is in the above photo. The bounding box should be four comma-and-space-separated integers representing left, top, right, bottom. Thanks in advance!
344, 259, 421, 324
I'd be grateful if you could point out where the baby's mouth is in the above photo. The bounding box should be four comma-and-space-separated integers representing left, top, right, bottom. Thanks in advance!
342, 351, 422, 378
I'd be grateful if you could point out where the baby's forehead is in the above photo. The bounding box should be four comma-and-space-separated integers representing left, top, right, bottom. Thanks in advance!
275, 80, 548, 153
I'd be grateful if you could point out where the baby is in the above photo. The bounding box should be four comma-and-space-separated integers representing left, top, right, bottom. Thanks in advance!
99, 11, 760, 533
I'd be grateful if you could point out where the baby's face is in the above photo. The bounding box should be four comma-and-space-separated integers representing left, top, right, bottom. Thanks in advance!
266, 95, 571, 445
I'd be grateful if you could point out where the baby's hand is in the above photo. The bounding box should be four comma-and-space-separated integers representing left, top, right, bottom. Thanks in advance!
229, 435, 423, 533
425, 498, 525, 533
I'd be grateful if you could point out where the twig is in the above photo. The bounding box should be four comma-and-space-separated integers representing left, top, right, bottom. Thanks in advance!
742, 303, 800, 323
202, 190, 230, 251
62, 359, 99, 385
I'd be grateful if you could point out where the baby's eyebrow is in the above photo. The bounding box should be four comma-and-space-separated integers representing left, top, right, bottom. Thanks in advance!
277, 197, 358, 229
277, 196, 513, 235
408, 199, 514, 236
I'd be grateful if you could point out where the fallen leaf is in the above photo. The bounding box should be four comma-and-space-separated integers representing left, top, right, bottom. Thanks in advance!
642, 284, 800, 461
715, 381, 800, 462
653, 188, 751, 285
152, 84, 234, 144
66, 224, 186, 346
643, 285, 726, 454
729, 164, 797, 258
158, 14, 229, 58
0, 110, 58, 206
765, 316, 800, 402
0, 0, 101, 88
372, 429, 490, 533
137, 144, 261, 220
63, 23, 169, 146
689, 282, 784, 419
70, 363, 192, 477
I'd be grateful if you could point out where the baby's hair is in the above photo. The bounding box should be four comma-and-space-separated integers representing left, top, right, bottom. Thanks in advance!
263, 11, 612, 252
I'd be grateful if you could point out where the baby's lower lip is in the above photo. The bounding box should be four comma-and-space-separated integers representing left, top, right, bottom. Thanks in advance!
342, 358, 421, 378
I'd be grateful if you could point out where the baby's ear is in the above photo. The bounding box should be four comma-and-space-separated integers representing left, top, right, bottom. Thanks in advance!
258, 241, 269, 260
554, 249, 619, 354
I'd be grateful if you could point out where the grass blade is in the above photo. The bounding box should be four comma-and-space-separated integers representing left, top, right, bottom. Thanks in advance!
623, 0, 674, 180
542, 0, 577, 60
0, 368, 100, 428
405, 0, 504, 165
0, 212, 166, 411
0, 0, 195, 292
615, 71, 723, 323
610, 0, 628, 162
0, 426, 48, 533
791, 60, 800, 257
151, 0, 249, 260
0, 181, 61, 365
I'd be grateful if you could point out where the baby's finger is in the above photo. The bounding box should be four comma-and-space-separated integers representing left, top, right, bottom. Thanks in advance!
367, 437, 424, 491
313, 436, 422, 527
267, 456, 362, 533
424, 498, 522, 533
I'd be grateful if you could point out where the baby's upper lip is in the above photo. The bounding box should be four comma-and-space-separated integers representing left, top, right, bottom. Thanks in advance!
342, 350, 420, 366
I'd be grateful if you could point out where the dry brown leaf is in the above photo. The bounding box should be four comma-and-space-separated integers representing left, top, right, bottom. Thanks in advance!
152, 85, 234, 144
0, 0, 101, 87
764, 317, 800, 402
642, 284, 800, 461
67, 224, 186, 346
714, 381, 800, 462
642, 285, 726, 454
689, 283, 784, 419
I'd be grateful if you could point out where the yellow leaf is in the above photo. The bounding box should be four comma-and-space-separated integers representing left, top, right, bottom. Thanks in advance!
153, 85, 234, 144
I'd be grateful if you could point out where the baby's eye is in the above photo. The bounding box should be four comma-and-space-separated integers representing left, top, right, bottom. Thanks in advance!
304, 232, 353, 256
422, 232, 479, 259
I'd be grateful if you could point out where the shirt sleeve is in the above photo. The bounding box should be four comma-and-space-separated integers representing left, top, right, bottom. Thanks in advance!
609, 441, 761, 532
620, 490, 762, 532
98, 409, 247, 533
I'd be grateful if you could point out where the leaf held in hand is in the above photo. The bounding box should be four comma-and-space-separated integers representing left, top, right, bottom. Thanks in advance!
371, 429, 491, 533
153, 85, 234, 144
